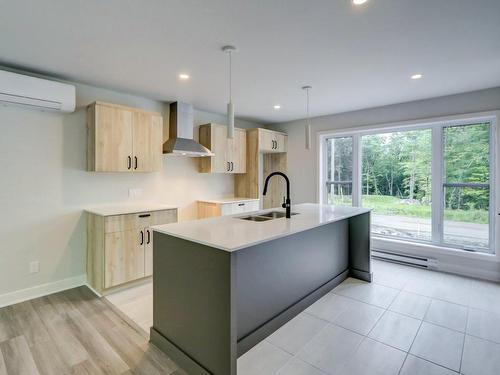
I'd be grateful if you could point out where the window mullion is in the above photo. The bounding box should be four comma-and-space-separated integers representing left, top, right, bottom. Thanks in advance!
431, 126, 443, 243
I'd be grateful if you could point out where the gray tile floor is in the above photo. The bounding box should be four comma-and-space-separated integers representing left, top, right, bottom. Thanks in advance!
238, 260, 500, 375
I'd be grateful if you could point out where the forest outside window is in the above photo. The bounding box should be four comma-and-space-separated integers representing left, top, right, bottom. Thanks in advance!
322, 118, 495, 254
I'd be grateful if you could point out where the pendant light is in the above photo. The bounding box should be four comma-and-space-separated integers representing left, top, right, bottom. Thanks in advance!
222, 45, 236, 139
302, 85, 312, 150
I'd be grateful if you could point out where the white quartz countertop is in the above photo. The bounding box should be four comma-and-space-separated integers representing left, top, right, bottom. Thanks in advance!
152, 203, 370, 252
197, 197, 259, 204
85, 203, 178, 216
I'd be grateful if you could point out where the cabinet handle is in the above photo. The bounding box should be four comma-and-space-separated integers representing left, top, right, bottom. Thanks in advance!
140, 230, 144, 245
127, 156, 132, 169
138, 214, 151, 218
227, 162, 230, 171
238, 203, 245, 206
231, 161, 234, 171
134, 156, 138, 170
147, 230, 151, 244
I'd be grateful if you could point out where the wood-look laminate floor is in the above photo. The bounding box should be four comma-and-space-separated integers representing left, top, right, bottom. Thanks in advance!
0, 286, 186, 375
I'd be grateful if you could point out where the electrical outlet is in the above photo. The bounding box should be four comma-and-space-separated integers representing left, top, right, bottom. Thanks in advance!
128, 188, 143, 199
29, 261, 39, 274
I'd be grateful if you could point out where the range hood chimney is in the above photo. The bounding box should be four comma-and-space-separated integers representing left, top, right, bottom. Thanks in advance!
163, 102, 214, 157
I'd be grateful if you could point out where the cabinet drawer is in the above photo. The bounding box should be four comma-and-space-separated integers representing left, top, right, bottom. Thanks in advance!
150, 209, 177, 225
220, 200, 259, 216
104, 209, 177, 233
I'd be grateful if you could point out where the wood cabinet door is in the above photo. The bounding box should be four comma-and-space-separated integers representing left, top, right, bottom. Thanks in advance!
259, 130, 275, 152
132, 112, 159, 172
144, 228, 153, 277
274, 133, 287, 153
212, 124, 230, 173
104, 229, 145, 288
94, 104, 133, 172
231, 129, 247, 173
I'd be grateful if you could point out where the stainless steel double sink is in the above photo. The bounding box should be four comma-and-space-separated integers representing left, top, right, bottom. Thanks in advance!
239, 211, 298, 222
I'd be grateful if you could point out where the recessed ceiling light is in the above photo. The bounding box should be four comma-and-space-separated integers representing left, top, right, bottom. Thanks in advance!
353, 0, 368, 5
411, 73, 423, 80
179, 73, 190, 80
274, 105, 281, 110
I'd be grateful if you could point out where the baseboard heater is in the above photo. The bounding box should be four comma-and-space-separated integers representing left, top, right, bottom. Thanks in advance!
372, 250, 438, 269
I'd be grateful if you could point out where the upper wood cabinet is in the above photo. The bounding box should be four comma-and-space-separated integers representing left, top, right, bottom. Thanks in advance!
87, 102, 163, 172
259, 129, 287, 153
198, 123, 247, 173
234, 128, 288, 208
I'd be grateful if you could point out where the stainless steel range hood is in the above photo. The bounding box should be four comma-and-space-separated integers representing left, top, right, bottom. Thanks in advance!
163, 102, 214, 157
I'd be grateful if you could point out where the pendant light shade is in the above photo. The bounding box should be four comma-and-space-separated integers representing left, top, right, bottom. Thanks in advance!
227, 102, 234, 138
222, 45, 236, 139
302, 85, 312, 150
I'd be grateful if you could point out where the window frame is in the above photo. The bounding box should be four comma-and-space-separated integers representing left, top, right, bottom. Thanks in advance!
319, 113, 497, 254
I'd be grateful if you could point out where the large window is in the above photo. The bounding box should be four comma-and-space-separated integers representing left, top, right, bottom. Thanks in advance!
361, 129, 432, 242
322, 118, 495, 253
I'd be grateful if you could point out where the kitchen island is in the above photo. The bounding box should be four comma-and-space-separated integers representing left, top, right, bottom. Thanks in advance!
151, 203, 371, 375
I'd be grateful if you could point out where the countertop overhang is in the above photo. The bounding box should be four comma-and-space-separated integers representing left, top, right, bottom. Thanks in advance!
152, 203, 371, 252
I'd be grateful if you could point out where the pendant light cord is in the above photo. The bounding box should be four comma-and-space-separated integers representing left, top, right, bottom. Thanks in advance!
306, 87, 310, 124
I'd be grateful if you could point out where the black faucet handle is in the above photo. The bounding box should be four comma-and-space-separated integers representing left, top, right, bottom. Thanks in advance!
282, 196, 286, 208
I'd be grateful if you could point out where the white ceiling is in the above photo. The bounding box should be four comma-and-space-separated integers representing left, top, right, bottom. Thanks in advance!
1, 0, 499, 123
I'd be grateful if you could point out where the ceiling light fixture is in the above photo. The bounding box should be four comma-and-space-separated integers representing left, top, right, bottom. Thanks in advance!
353, 0, 368, 5
222, 45, 237, 139
179, 73, 190, 80
302, 85, 312, 150
274, 105, 281, 109
411, 73, 423, 80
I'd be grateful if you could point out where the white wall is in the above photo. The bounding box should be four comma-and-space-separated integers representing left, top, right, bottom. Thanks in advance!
0, 79, 261, 300
269, 87, 500, 281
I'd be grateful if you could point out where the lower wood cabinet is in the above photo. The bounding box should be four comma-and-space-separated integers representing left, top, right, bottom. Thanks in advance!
87, 207, 177, 294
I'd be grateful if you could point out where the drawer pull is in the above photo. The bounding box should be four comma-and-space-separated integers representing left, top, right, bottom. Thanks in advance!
238, 203, 245, 206
138, 214, 151, 218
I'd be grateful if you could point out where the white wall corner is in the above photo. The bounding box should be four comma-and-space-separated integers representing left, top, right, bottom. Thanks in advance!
0, 274, 87, 308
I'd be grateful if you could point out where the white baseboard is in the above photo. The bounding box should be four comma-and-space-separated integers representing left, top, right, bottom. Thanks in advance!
0, 274, 87, 308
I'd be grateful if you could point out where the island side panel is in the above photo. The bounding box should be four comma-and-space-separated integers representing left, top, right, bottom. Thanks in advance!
348, 211, 372, 282
235, 220, 349, 353
151, 232, 237, 375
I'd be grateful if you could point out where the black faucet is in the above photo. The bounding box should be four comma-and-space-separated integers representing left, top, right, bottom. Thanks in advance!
263, 172, 291, 218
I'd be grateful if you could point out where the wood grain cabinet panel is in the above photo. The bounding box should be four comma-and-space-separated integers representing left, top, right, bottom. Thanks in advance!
199, 123, 246, 173
87, 102, 163, 173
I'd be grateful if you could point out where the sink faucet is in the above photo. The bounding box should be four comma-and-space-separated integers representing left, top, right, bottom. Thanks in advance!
263, 172, 291, 218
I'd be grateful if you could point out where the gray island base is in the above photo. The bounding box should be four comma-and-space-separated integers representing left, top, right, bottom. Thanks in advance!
150, 204, 371, 375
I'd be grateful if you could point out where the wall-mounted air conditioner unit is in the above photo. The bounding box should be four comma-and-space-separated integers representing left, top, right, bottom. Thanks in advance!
0, 70, 76, 113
